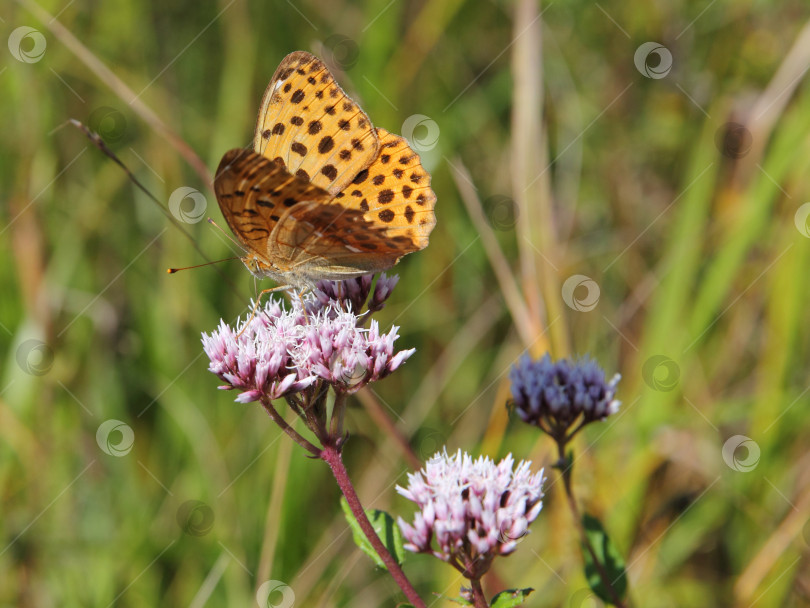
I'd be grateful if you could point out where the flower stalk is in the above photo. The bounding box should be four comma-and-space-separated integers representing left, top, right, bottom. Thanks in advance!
258, 396, 319, 456
510, 353, 627, 607
555, 442, 626, 608
321, 442, 426, 608
467, 578, 488, 608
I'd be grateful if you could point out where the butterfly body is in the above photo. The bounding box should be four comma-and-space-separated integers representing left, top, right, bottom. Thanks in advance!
214, 51, 436, 289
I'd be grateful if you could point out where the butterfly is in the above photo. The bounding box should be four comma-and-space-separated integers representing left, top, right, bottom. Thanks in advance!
213, 51, 437, 289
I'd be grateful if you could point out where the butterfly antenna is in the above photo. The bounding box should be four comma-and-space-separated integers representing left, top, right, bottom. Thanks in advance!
207, 217, 245, 250
167, 257, 241, 274
69, 119, 243, 295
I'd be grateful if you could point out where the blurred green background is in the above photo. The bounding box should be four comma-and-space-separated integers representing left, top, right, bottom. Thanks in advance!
2, 0, 810, 606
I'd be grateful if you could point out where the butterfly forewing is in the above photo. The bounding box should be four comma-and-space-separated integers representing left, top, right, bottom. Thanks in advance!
253, 51, 380, 196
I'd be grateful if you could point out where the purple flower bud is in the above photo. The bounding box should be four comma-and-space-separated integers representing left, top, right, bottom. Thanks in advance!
369, 273, 400, 312
509, 354, 620, 442
311, 275, 375, 316
235, 390, 263, 404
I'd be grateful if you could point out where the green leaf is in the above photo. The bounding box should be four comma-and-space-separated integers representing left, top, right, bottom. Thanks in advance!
490, 588, 534, 607
340, 498, 405, 570
580, 513, 628, 605
445, 596, 473, 606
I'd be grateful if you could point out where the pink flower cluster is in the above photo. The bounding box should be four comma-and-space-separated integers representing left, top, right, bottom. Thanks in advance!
202, 291, 414, 402
397, 450, 545, 576
309, 273, 400, 315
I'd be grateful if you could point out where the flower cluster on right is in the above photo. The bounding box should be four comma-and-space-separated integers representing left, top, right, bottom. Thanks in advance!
397, 450, 545, 578
509, 353, 621, 444
396, 353, 621, 583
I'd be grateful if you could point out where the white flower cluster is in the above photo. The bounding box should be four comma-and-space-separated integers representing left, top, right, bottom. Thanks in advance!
397, 449, 545, 575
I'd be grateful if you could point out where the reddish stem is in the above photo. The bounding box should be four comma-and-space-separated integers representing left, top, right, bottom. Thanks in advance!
259, 397, 319, 456
468, 578, 489, 608
320, 443, 426, 608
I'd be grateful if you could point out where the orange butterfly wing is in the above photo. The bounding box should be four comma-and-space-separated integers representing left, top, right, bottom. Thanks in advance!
213, 52, 438, 287
254, 51, 380, 195
339, 128, 437, 254
214, 148, 332, 262
270, 129, 437, 279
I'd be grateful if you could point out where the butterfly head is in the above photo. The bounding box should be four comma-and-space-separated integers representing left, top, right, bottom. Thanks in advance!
242, 253, 314, 290
243, 253, 277, 278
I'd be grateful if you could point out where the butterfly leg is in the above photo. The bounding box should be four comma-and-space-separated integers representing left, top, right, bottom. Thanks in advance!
336, 281, 345, 311
236, 284, 293, 338
296, 289, 310, 320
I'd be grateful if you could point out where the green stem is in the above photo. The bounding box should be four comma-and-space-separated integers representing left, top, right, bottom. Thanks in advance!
557, 441, 626, 608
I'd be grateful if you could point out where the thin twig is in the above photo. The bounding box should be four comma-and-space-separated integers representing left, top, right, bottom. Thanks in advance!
355, 388, 422, 470
748, 20, 810, 164
734, 479, 810, 602
511, 0, 570, 358
15, 0, 213, 189
449, 160, 539, 350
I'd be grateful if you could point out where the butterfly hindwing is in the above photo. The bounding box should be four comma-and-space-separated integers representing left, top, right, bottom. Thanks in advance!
253, 51, 380, 197
337, 128, 437, 254
271, 200, 406, 278
214, 148, 332, 257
